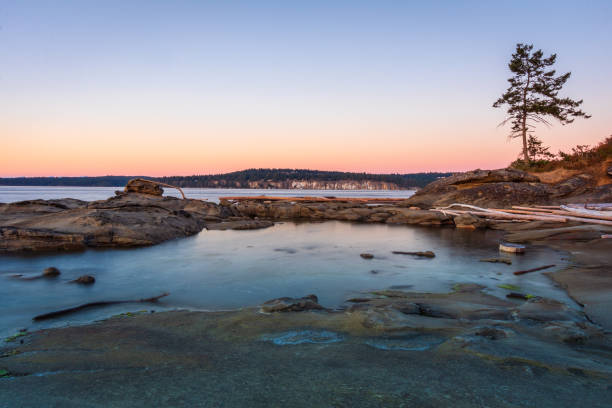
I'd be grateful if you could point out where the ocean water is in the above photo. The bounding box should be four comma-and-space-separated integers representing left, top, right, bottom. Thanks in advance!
0, 221, 570, 338
0, 186, 415, 204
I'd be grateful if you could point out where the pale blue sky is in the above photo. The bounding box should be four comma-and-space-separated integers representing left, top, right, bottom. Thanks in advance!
1, 1, 611, 176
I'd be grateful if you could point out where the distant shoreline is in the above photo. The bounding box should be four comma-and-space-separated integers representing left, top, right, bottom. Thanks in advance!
0, 169, 451, 190
0, 185, 418, 191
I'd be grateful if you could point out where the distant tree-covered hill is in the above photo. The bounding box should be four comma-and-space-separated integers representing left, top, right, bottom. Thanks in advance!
0, 169, 453, 189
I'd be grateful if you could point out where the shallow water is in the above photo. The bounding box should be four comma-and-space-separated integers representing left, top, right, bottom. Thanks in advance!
0, 221, 571, 338
0, 186, 415, 204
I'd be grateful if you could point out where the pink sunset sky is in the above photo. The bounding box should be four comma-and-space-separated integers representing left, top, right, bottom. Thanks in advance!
1, 1, 610, 177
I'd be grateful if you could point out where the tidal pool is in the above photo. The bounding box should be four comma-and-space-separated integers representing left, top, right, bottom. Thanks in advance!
0, 221, 571, 338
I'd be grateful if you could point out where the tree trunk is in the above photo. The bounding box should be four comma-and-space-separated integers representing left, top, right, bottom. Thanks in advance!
521, 114, 529, 162
521, 68, 531, 162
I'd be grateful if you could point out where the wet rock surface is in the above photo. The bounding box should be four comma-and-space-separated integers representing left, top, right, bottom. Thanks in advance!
1, 284, 611, 407
1, 218, 611, 406
260, 294, 326, 313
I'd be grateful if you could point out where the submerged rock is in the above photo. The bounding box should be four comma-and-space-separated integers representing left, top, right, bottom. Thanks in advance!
365, 334, 444, 351
262, 330, 343, 345
474, 326, 510, 340
70, 275, 95, 285
43, 267, 61, 278
260, 294, 325, 313
360, 253, 374, 259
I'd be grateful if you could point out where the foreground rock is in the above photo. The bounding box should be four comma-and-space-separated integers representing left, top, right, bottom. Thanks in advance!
1, 283, 610, 407
489, 220, 612, 331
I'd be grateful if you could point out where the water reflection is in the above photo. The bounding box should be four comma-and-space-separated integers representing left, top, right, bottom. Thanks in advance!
0, 221, 569, 338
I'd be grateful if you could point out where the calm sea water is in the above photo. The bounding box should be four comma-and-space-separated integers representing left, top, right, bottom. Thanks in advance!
0, 186, 415, 204
0, 221, 570, 338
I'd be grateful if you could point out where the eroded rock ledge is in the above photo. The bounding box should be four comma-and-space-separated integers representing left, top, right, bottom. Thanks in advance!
0, 179, 227, 253
404, 168, 612, 208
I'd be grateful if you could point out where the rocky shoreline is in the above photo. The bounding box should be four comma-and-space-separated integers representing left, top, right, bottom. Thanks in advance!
2, 169, 611, 254
1, 236, 611, 406
1, 171, 611, 406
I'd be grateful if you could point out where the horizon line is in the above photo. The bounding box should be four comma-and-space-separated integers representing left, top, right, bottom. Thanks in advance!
0, 167, 464, 179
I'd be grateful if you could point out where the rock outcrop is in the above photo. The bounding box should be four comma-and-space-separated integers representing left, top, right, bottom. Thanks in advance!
404, 168, 612, 209
223, 199, 453, 226
0, 192, 222, 253
123, 178, 164, 196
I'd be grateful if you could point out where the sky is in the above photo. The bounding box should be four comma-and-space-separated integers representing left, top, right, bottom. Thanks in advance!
1, 0, 611, 177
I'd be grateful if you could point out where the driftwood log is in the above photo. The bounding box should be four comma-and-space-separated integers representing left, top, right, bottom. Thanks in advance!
513, 265, 556, 276
133, 179, 187, 199
506, 292, 530, 300
33, 293, 169, 321
392, 250, 436, 258
432, 208, 567, 223
432, 203, 612, 226
506, 207, 612, 222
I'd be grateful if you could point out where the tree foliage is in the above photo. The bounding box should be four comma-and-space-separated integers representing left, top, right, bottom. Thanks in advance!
493, 43, 590, 161
510, 135, 612, 172
526, 135, 555, 161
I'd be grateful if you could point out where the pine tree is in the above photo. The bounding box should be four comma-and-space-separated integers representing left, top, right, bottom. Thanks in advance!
493, 43, 590, 162
526, 135, 555, 161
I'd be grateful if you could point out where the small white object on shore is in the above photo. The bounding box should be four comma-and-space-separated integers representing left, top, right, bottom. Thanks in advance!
499, 242, 525, 253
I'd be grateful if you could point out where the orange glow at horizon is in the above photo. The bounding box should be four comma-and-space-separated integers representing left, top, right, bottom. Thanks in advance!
2, 116, 608, 177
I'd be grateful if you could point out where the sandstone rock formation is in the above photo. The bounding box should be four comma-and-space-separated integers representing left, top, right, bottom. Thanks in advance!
123, 178, 164, 196
0, 193, 222, 253
223, 199, 453, 226
404, 168, 612, 209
